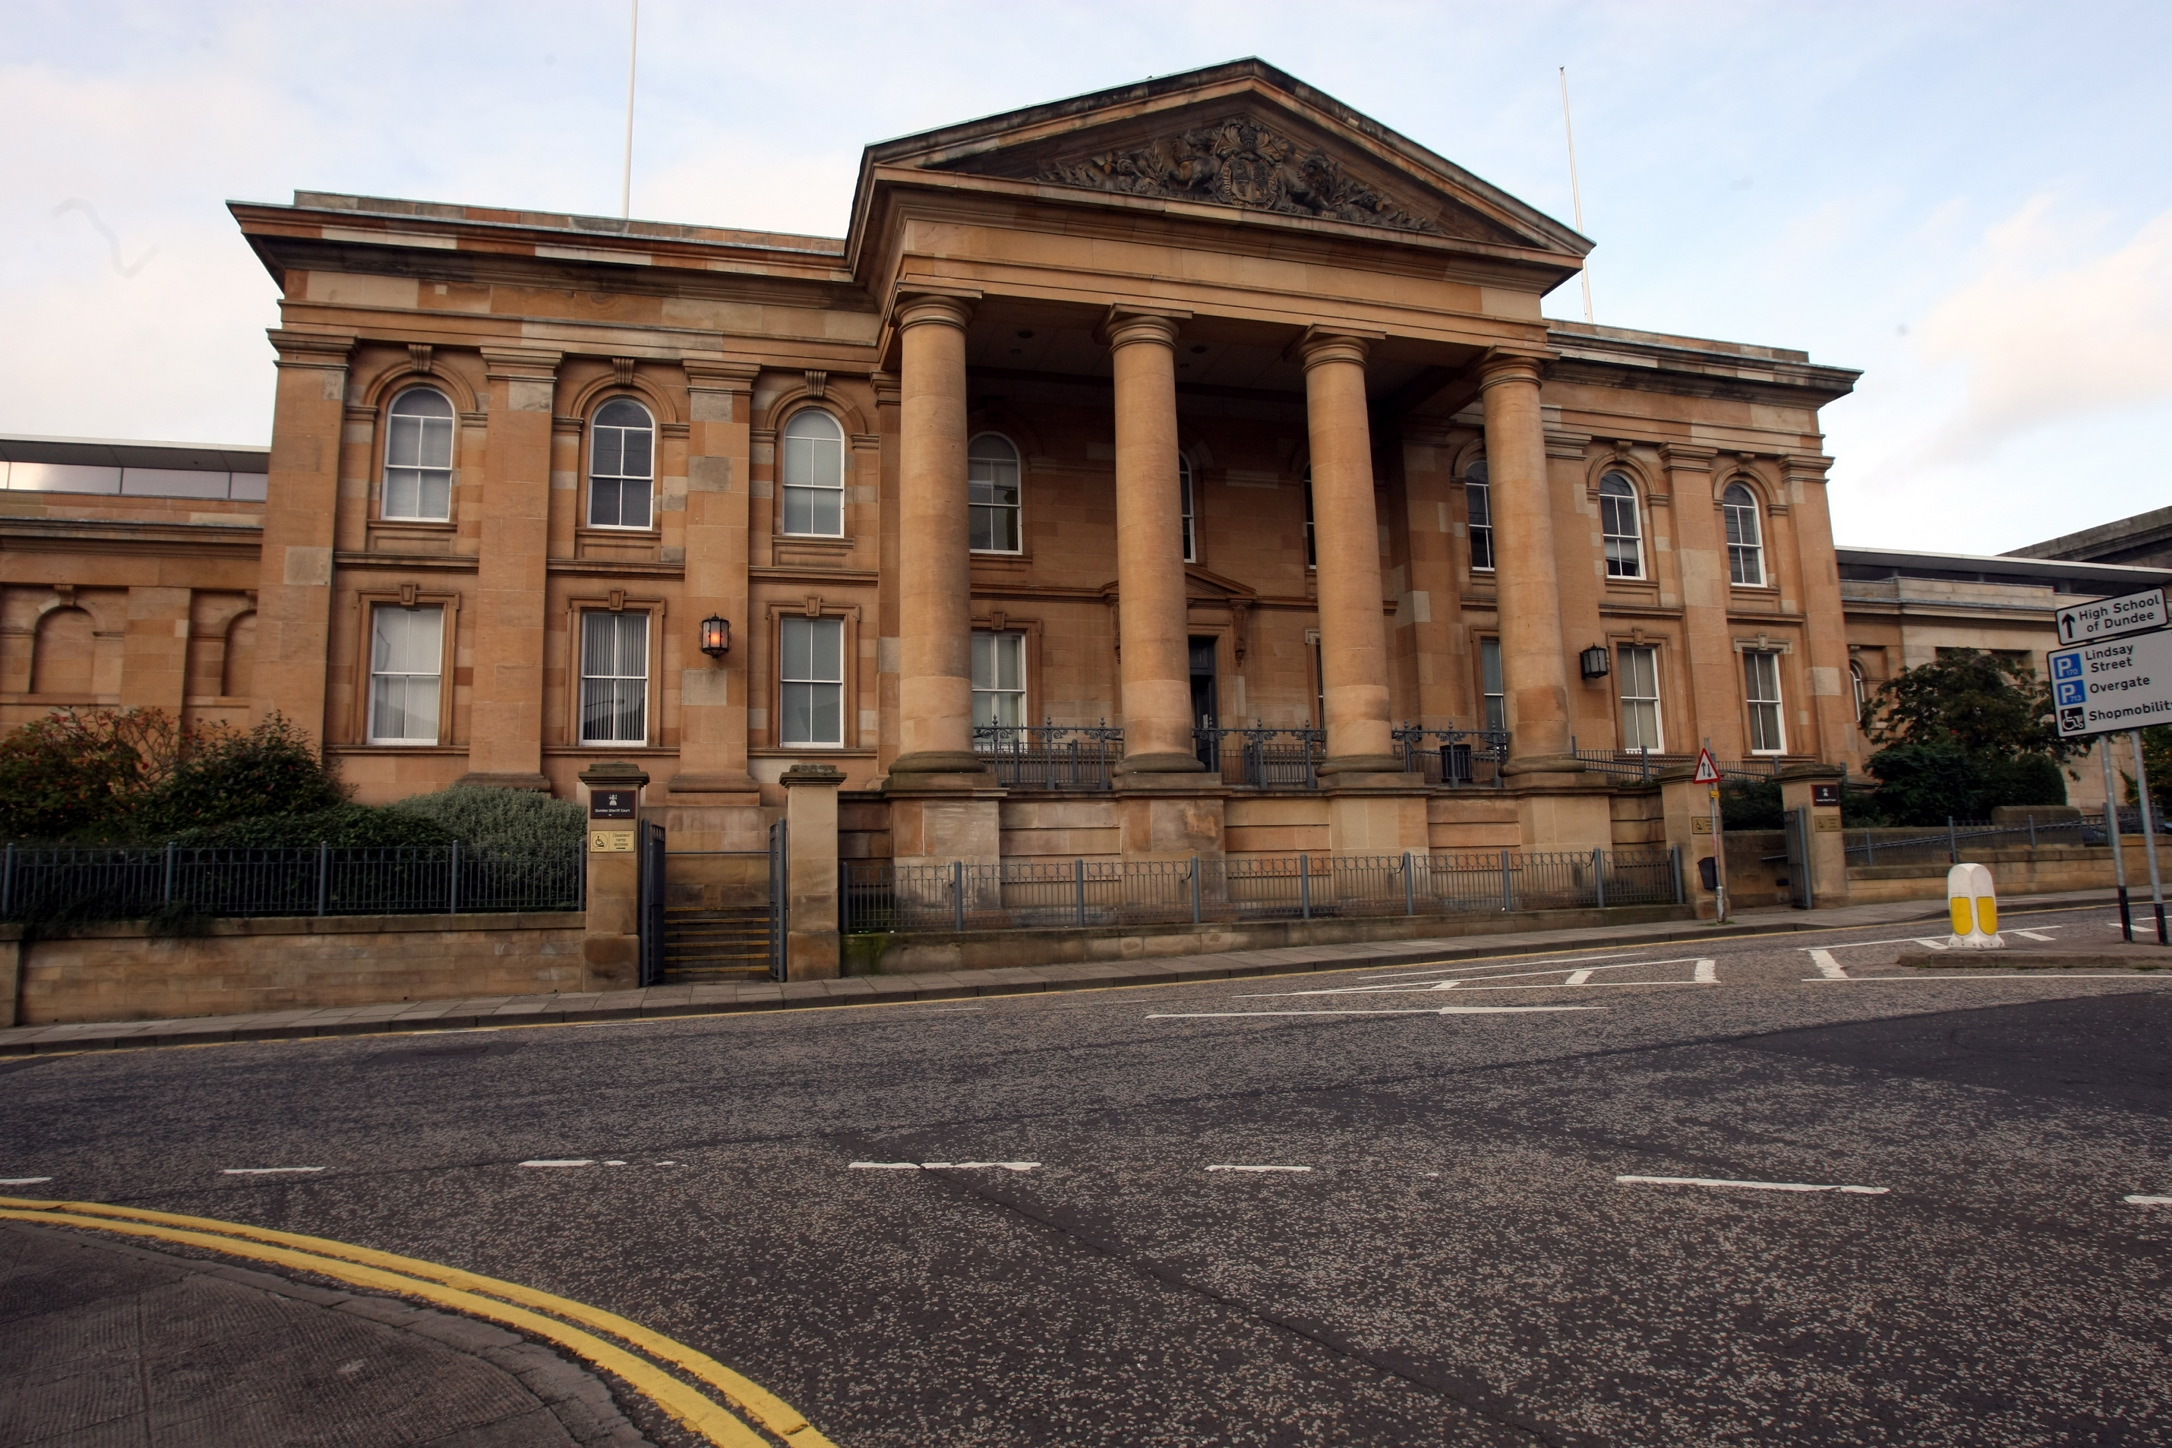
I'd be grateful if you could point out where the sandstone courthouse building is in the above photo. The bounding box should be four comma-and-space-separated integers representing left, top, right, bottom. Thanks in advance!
4, 61, 1877, 866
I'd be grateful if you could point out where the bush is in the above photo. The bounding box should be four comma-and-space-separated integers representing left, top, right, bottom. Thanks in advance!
133, 714, 348, 837
389, 785, 585, 855
1720, 778, 1783, 830
170, 803, 454, 849
1862, 741, 2065, 827
0, 708, 181, 841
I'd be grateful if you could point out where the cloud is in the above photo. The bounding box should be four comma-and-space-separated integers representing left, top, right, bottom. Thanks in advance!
1910, 198, 2172, 463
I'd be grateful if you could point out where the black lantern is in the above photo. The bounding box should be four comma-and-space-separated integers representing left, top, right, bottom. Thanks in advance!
698, 615, 732, 658
1579, 644, 1611, 680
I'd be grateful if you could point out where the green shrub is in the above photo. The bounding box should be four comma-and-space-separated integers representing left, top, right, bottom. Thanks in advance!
170, 803, 454, 849
1719, 778, 1784, 830
133, 714, 347, 837
1863, 741, 2065, 826
0, 708, 181, 841
389, 785, 585, 855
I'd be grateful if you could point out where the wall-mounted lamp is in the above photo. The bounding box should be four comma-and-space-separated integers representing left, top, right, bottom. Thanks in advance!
699, 615, 732, 658
1579, 644, 1611, 680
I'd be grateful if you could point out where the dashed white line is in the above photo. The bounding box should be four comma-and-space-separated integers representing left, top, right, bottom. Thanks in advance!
2012, 929, 2058, 941
1563, 969, 1594, 986
221, 1166, 326, 1176
1148, 1006, 1605, 1018
1808, 948, 1849, 979
1693, 959, 1717, 983
1207, 1164, 1312, 1174
1618, 1174, 1887, 1195
2125, 1194, 2172, 1206
847, 1161, 1040, 1172
0, 1176, 53, 1185
520, 1159, 596, 1168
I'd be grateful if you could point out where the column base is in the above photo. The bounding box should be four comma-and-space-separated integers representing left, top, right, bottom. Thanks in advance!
1317, 754, 1408, 777
1501, 754, 1587, 780
1115, 752, 1208, 777
455, 771, 552, 793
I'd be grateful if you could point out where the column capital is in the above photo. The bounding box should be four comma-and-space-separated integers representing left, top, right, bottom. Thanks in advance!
1781, 453, 1835, 486
1476, 348, 1549, 391
893, 292, 975, 333
1294, 324, 1385, 370
1100, 307, 1187, 351
266, 328, 354, 370
871, 370, 901, 408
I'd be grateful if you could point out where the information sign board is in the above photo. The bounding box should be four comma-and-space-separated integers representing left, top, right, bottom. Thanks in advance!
2050, 627, 2172, 739
588, 788, 638, 819
2055, 586, 2167, 646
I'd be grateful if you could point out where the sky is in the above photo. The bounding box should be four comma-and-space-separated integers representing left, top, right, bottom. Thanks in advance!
5, 0, 2169, 555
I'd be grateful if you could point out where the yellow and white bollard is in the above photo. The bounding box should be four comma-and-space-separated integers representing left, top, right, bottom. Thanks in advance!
1946, 862, 2003, 949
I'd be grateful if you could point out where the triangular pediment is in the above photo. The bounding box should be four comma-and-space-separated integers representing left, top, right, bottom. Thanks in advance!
863, 60, 1588, 259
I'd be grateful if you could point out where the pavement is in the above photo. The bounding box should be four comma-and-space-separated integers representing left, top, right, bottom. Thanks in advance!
1, 888, 2145, 1057
1, 895, 2168, 1445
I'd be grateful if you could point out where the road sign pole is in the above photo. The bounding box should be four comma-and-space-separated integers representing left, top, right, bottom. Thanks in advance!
1699, 740, 1728, 924
2130, 729, 2168, 945
2103, 739, 2133, 942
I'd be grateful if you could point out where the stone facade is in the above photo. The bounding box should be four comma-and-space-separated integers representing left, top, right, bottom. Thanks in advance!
4, 61, 1876, 862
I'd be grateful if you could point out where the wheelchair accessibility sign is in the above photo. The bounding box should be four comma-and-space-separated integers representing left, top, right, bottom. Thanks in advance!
2048, 625, 2172, 739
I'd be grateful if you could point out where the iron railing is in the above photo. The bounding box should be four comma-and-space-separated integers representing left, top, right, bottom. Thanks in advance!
1193, 721, 1326, 789
973, 722, 1123, 791
1568, 744, 1789, 783
0, 843, 585, 923
1392, 726, 1511, 786
1844, 813, 2114, 867
842, 847, 1683, 934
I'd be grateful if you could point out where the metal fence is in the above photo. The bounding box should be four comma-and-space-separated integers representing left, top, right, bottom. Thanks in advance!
843, 847, 1683, 934
973, 723, 1123, 791
1393, 726, 1511, 786
0, 843, 585, 923
1569, 745, 1788, 783
1845, 811, 2126, 868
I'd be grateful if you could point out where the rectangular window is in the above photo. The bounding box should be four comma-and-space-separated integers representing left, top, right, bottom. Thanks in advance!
1744, 650, 1786, 754
1179, 459, 1197, 564
781, 418, 845, 536
1303, 474, 1316, 569
588, 413, 654, 529
972, 632, 1026, 728
1467, 480, 1494, 572
368, 605, 443, 745
580, 612, 649, 745
1618, 645, 1662, 752
780, 616, 845, 746
1480, 638, 1506, 732
384, 413, 454, 521
968, 440, 1021, 552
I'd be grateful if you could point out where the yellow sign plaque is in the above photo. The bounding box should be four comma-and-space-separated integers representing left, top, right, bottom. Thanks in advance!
588, 829, 636, 853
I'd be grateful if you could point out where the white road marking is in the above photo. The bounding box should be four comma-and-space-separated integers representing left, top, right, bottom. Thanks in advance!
0, 1176, 53, 1185
2124, 1194, 2172, 1205
654, 1160, 680, 1166
1149, 1006, 1604, 1018
1353, 952, 1649, 981
604, 1160, 628, 1166
1914, 938, 1950, 950
2012, 929, 2058, 941
1618, 1174, 1887, 1195
221, 1166, 326, 1176
1208, 1164, 1312, 1173
519, 1159, 596, 1168
848, 1161, 1039, 1172
1694, 959, 1717, 983
1563, 969, 1594, 986
1808, 948, 1849, 980
1804, 973, 2151, 983
1247, 956, 1711, 999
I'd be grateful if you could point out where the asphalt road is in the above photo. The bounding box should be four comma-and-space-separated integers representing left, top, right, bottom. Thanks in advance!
4, 905, 2169, 1447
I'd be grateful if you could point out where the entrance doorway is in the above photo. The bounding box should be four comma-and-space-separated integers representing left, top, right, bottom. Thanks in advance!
1190, 635, 1219, 769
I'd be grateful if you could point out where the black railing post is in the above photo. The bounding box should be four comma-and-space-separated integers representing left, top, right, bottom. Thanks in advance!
1593, 848, 1606, 910
449, 840, 461, 914
1404, 851, 1416, 915
1, 842, 12, 919
1501, 849, 1514, 912
161, 841, 175, 907
1191, 855, 1202, 925
953, 860, 965, 933
1671, 845, 1685, 904
1947, 816, 1958, 865
1299, 853, 1311, 920
1075, 857, 1086, 928
317, 840, 329, 916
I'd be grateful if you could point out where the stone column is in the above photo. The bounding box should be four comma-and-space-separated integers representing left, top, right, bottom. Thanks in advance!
889, 295, 985, 780
577, 759, 647, 991
668, 360, 762, 826
1778, 763, 1848, 907
1300, 329, 1400, 775
1479, 352, 1571, 763
250, 329, 353, 740
1108, 311, 1204, 776
781, 763, 845, 980
463, 346, 561, 790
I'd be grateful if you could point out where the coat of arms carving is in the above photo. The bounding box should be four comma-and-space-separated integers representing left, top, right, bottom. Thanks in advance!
1035, 116, 1440, 234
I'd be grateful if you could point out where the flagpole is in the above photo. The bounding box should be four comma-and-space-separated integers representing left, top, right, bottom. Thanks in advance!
1559, 66, 1595, 324
620, 0, 640, 220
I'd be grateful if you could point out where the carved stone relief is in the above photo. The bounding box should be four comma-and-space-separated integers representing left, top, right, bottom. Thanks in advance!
1034, 115, 1440, 234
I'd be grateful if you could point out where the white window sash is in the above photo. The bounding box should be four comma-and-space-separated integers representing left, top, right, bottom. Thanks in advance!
780, 616, 845, 746
972, 632, 1027, 729
580, 612, 650, 745
368, 606, 443, 744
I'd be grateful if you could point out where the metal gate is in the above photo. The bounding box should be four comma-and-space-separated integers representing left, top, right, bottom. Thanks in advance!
1782, 807, 1814, 909
767, 819, 789, 981
637, 819, 668, 986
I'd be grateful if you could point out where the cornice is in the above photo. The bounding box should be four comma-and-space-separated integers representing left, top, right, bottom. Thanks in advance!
1, 517, 263, 555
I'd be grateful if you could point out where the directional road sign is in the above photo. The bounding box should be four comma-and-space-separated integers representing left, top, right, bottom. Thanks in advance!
2050, 627, 2172, 739
2055, 586, 2167, 646
1692, 748, 1721, 783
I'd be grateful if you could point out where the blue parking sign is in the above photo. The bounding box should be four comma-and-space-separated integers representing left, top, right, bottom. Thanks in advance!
2055, 678, 2087, 706
2052, 652, 2083, 680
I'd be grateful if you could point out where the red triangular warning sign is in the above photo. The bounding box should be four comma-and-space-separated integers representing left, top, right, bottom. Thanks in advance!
1692, 748, 1721, 784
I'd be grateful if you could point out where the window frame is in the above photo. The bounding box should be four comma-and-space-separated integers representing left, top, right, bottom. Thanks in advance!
779, 406, 847, 539
1465, 460, 1494, 574
366, 601, 447, 746
586, 397, 657, 532
779, 614, 848, 748
381, 387, 457, 523
1479, 636, 1506, 733
1723, 483, 1767, 587
1178, 453, 1197, 564
972, 630, 1028, 729
578, 609, 653, 747
1616, 643, 1663, 753
1598, 471, 1644, 579
1743, 648, 1787, 754
967, 432, 1023, 554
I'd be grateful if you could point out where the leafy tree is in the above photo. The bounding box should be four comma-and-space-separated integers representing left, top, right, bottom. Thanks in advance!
0, 708, 182, 841
133, 714, 349, 837
1858, 650, 2071, 825
2117, 724, 2172, 817
389, 785, 585, 854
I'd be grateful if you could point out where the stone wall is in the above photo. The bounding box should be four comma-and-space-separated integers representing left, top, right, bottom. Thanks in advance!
3, 913, 587, 1027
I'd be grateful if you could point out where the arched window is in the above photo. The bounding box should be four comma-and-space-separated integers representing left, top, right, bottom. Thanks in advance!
1598, 471, 1643, 578
589, 398, 655, 529
1723, 483, 1765, 586
780, 409, 845, 537
383, 388, 455, 521
1179, 453, 1197, 563
1465, 459, 1493, 572
968, 434, 1021, 552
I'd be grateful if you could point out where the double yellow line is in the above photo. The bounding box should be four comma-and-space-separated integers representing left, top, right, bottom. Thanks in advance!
0, 1195, 835, 1448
